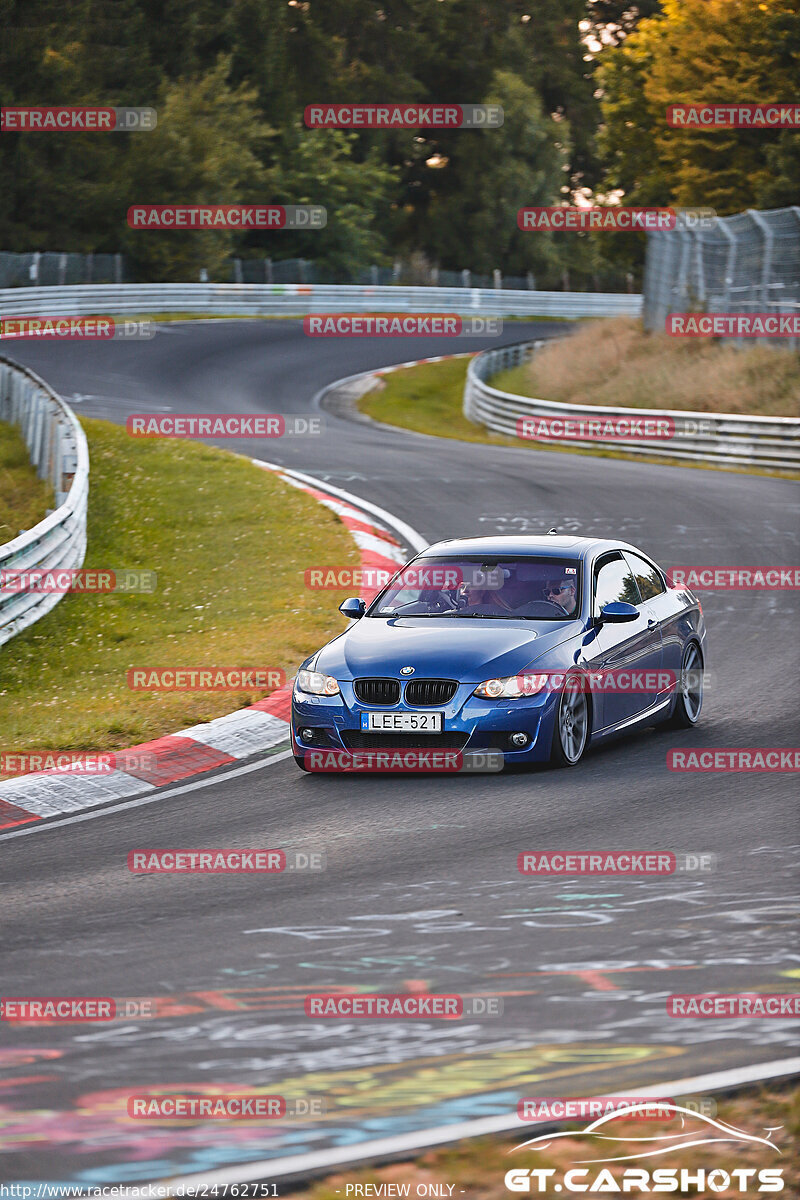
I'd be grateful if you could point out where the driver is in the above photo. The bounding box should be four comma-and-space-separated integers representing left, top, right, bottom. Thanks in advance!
543, 576, 578, 616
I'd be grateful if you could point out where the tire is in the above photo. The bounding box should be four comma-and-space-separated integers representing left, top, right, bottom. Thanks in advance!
293, 754, 310, 772
549, 676, 590, 767
665, 642, 704, 728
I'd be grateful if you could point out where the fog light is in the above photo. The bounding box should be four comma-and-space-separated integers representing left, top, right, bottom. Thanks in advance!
510, 732, 528, 747
301, 728, 315, 741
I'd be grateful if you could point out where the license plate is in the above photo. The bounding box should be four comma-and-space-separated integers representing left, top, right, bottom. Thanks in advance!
361, 711, 443, 732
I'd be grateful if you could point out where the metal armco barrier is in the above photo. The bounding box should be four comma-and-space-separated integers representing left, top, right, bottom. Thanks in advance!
0, 358, 89, 647
463, 341, 800, 470
0, 282, 642, 320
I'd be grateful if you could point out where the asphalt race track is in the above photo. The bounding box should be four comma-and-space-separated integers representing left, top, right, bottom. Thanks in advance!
2, 320, 799, 1186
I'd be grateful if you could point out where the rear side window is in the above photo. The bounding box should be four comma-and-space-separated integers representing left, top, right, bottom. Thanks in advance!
593, 555, 641, 614
624, 551, 666, 600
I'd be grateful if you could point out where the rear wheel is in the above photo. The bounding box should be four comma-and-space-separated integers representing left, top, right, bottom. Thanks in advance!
550, 677, 590, 767
666, 642, 704, 728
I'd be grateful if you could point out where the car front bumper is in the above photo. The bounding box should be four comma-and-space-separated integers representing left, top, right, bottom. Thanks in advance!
291, 680, 559, 767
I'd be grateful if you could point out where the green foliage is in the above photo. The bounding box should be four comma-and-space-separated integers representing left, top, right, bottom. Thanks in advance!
597, 0, 800, 213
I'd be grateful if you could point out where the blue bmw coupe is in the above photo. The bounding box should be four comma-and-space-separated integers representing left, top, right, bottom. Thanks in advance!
291, 534, 706, 770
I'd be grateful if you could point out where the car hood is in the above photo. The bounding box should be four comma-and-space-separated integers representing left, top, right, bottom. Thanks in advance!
314, 616, 582, 682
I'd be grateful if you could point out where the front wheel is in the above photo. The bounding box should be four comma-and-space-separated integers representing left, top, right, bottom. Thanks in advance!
550, 678, 590, 767
666, 642, 704, 728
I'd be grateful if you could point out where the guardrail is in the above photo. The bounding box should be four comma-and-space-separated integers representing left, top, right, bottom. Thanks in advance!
0, 358, 89, 647
463, 341, 800, 470
0, 283, 642, 321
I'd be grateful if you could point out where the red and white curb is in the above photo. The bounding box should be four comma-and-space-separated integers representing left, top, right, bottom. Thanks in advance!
0, 463, 425, 834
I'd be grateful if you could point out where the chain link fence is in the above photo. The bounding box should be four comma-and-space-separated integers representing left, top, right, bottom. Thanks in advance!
0, 251, 126, 288
643, 206, 800, 344
1, 252, 633, 292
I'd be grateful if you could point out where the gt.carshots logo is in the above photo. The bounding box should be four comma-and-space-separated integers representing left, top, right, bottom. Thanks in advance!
304, 103, 503, 128
505, 1103, 784, 1192
303, 315, 500, 337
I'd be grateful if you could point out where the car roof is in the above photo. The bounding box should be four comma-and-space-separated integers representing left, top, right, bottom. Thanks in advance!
418, 535, 641, 561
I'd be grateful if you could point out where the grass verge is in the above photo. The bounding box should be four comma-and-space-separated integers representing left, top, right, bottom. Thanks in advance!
288, 1083, 800, 1199
358, 350, 798, 479
0, 420, 54, 544
492, 317, 800, 418
0, 417, 357, 759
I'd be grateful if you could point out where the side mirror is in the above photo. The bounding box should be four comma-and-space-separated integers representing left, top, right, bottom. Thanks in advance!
597, 601, 639, 624
339, 596, 366, 620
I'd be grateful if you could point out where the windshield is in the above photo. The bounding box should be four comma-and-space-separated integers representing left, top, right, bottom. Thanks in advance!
367, 557, 582, 620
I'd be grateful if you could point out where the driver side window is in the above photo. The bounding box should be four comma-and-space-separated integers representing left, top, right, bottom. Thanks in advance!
593, 555, 641, 616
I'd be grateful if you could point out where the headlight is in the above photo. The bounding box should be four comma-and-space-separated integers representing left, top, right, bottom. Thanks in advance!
296, 669, 340, 696
473, 673, 548, 699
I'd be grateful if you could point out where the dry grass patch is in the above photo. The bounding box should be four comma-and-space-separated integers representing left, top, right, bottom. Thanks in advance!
491, 318, 800, 417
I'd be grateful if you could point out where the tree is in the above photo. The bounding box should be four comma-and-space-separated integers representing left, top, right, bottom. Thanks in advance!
597, 0, 800, 214
406, 70, 568, 276
120, 59, 269, 281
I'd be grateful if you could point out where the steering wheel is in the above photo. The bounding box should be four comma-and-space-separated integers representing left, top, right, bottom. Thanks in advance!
523, 599, 570, 617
